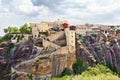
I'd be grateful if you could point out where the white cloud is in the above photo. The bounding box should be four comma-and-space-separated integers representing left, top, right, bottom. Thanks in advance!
0, 0, 120, 36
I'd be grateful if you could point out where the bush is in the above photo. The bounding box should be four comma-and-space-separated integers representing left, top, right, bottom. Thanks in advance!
6, 43, 14, 58
61, 68, 71, 77
106, 60, 117, 73
0, 37, 4, 43
82, 64, 113, 76
27, 73, 33, 80
17, 35, 20, 42
72, 59, 86, 74
0, 70, 9, 79
3, 34, 13, 41
50, 64, 120, 80
78, 34, 82, 39
91, 34, 97, 38
38, 34, 40, 37
49, 75, 70, 80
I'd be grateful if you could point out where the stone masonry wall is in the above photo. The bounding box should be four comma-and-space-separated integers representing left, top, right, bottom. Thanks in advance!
48, 31, 65, 41
43, 39, 60, 49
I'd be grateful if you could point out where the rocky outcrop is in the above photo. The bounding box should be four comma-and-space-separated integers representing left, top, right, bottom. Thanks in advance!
77, 38, 120, 73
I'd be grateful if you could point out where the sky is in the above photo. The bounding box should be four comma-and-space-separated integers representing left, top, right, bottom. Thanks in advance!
0, 0, 120, 36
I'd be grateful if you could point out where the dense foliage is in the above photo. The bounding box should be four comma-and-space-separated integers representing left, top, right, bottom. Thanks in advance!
4, 26, 20, 33
106, 60, 117, 73
61, 68, 71, 77
20, 23, 30, 34
72, 59, 86, 74
50, 64, 120, 80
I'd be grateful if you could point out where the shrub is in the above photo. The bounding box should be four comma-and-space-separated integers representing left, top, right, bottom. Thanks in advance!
82, 64, 113, 76
38, 34, 40, 37
61, 68, 71, 77
6, 43, 14, 58
78, 34, 82, 39
49, 75, 70, 80
17, 35, 20, 42
50, 64, 120, 80
99, 49, 104, 56
0, 37, 4, 43
91, 34, 97, 38
3, 34, 13, 41
106, 60, 117, 73
27, 73, 33, 80
0, 70, 9, 79
45, 30, 50, 36
72, 59, 86, 74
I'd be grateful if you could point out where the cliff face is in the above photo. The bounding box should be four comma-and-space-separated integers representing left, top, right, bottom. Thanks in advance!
76, 38, 120, 73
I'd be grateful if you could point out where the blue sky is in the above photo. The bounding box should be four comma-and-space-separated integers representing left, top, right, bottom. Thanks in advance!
0, 0, 120, 36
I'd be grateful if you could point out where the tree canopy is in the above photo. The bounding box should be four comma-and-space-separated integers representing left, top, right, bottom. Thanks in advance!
4, 26, 20, 33
72, 59, 86, 74
20, 23, 30, 34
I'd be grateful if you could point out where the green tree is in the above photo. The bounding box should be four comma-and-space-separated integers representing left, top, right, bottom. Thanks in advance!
91, 34, 97, 38
17, 35, 21, 42
0, 37, 4, 43
106, 60, 117, 73
27, 73, 33, 80
45, 30, 50, 36
78, 34, 82, 39
72, 59, 86, 74
12, 27, 20, 33
61, 68, 71, 77
20, 23, 30, 34
3, 34, 13, 41
82, 64, 113, 76
4, 26, 19, 33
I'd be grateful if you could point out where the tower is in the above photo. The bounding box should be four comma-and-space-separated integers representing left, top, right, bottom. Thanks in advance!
65, 26, 76, 53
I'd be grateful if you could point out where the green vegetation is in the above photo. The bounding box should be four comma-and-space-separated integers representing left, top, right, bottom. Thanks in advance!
38, 34, 40, 37
4, 26, 20, 33
50, 64, 120, 80
27, 73, 33, 80
39, 56, 49, 59
99, 49, 104, 56
0, 37, 4, 43
20, 23, 30, 34
91, 33, 97, 38
72, 59, 86, 74
2, 34, 13, 41
106, 60, 117, 73
78, 34, 82, 39
0, 23, 29, 43
6, 43, 14, 58
81, 39, 86, 44
110, 26, 115, 29
49, 75, 71, 80
35, 44, 43, 47
60, 68, 71, 77
0, 70, 9, 79
45, 30, 50, 36
17, 35, 21, 42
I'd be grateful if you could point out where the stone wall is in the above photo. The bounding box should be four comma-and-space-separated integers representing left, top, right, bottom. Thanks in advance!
48, 31, 65, 41
42, 39, 60, 49
30, 23, 52, 37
